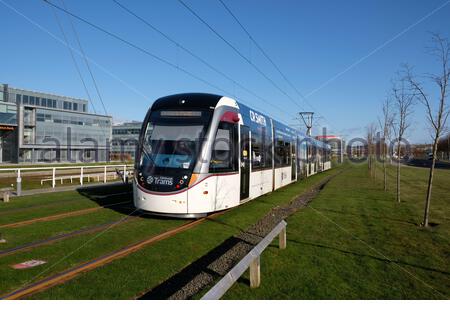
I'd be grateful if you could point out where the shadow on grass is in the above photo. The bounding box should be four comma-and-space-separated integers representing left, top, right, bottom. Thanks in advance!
75, 183, 133, 214
289, 239, 450, 277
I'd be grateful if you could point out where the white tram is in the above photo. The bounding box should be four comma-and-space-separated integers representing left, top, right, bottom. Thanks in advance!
134, 93, 331, 218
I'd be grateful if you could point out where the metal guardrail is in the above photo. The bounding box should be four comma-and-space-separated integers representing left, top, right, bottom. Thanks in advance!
201, 220, 287, 300
0, 164, 134, 196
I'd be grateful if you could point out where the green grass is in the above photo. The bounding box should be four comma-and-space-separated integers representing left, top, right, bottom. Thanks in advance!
0, 215, 187, 296
222, 163, 450, 299
22, 169, 337, 299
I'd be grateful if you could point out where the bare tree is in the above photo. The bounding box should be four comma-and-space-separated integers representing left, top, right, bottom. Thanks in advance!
366, 123, 377, 177
379, 98, 395, 191
392, 73, 415, 203
406, 34, 450, 227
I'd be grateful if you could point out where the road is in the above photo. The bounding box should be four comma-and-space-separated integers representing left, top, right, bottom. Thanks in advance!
406, 158, 450, 170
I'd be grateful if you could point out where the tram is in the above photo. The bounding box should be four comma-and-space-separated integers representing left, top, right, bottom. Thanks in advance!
134, 93, 331, 218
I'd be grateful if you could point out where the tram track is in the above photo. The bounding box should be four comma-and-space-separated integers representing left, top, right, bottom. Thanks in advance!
0, 200, 132, 229
0, 212, 138, 258
1, 210, 226, 300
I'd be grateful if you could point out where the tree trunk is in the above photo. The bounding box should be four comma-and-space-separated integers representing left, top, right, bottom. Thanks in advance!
383, 143, 387, 191
396, 141, 401, 202
423, 136, 439, 227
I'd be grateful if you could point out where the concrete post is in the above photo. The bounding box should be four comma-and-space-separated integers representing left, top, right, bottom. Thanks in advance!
123, 165, 127, 183
249, 256, 261, 288
80, 167, 84, 185
16, 169, 22, 196
104, 166, 107, 183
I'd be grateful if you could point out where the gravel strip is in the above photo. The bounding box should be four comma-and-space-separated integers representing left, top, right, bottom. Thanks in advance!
140, 173, 337, 300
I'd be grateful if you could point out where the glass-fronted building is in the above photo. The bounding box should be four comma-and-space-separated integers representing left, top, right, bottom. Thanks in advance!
0, 84, 112, 163
111, 121, 143, 161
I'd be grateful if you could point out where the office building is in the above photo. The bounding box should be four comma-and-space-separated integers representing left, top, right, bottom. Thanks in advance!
111, 121, 142, 161
0, 84, 112, 163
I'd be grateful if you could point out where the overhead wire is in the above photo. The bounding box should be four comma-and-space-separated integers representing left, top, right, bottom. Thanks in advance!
42, 0, 291, 123
217, 0, 340, 135
60, 0, 109, 116
177, 0, 308, 113
50, 4, 98, 114
112, 0, 293, 119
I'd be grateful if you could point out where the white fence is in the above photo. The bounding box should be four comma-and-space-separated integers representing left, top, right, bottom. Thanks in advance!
201, 220, 287, 300
0, 164, 134, 196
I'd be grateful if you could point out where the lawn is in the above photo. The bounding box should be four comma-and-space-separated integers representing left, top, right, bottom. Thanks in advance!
22, 169, 338, 299
223, 163, 450, 299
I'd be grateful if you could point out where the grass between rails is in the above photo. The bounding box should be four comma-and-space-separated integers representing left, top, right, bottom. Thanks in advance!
26, 169, 338, 299
223, 163, 450, 299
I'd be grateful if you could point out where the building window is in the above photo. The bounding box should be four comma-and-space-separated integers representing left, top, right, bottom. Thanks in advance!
16, 94, 21, 104
42, 98, 47, 107
73, 102, 78, 111
35, 97, 40, 106
63, 101, 68, 109
30, 96, 35, 105
83, 104, 86, 112
23, 95, 28, 104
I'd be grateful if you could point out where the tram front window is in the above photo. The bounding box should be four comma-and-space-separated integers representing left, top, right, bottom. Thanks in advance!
137, 109, 212, 191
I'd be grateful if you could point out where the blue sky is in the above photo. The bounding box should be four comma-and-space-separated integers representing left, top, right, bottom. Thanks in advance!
1, 0, 449, 143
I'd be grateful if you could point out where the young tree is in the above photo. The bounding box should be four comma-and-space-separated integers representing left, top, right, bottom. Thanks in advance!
392, 74, 415, 203
406, 34, 450, 227
366, 123, 377, 177
379, 98, 395, 191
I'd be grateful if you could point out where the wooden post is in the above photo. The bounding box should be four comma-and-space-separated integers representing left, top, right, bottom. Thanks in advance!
104, 166, 107, 183
249, 256, 261, 288
279, 227, 286, 249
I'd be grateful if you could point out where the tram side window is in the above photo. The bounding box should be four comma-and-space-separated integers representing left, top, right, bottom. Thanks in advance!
210, 122, 238, 172
284, 141, 291, 166
262, 127, 273, 169
275, 138, 291, 167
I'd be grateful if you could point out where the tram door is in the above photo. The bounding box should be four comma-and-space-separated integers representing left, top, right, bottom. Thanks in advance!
240, 125, 250, 200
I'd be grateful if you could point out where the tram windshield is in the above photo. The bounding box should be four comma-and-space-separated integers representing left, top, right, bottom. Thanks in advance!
139, 109, 212, 174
